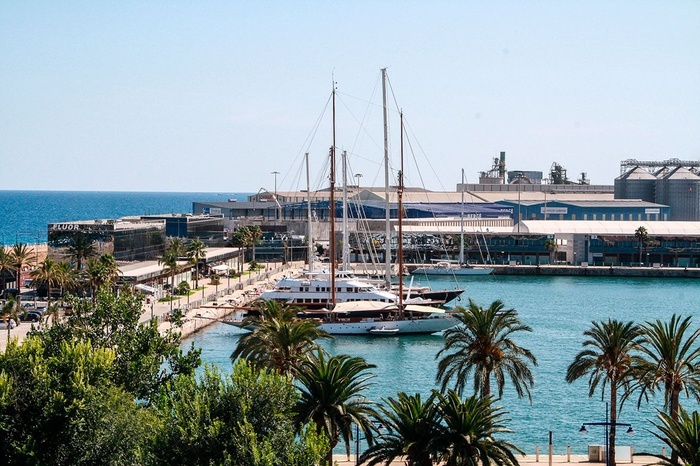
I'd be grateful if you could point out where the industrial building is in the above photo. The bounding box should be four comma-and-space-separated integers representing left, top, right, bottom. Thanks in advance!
615, 159, 700, 221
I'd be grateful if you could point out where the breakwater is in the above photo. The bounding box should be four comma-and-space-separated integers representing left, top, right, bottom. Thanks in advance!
404, 264, 700, 278
490, 264, 700, 278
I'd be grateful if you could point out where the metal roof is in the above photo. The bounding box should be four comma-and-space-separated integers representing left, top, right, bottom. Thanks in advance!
519, 220, 700, 236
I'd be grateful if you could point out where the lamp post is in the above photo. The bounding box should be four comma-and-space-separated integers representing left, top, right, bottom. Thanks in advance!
579, 402, 634, 466
355, 420, 383, 465
355, 173, 362, 191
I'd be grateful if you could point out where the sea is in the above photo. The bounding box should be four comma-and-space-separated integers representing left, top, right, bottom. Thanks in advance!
188, 274, 700, 457
2, 191, 697, 456
0, 190, 249, 246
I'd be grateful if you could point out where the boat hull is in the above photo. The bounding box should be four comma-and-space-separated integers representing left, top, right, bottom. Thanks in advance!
319, 316, 457, 335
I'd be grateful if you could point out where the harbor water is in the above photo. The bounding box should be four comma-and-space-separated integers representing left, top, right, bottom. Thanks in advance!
185, 274, 700, 455
2, 191, 697, 455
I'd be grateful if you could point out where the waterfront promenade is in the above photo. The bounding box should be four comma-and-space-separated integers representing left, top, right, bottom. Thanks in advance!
0, 261, 299, 351
331, 453, 661, 465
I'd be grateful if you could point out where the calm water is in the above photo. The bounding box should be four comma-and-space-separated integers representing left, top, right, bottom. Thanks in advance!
186, 274, 700, 455
4, 191, 697, 455
0, 190, 249, 245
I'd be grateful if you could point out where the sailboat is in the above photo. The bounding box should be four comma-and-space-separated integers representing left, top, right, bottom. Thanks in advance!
412, 169, 494, 276
317, 71, 457, 335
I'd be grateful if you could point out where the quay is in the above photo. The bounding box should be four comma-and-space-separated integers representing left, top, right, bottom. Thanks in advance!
0, 261, 299, 351
490, 264, 700, 278
332, 453, 661, 466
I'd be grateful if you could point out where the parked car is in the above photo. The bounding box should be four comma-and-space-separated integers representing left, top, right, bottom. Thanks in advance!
19, 311, 42, 322
0, 288, 19, 299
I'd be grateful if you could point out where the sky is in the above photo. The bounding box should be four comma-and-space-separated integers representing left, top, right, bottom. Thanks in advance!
1, 1, 699, 193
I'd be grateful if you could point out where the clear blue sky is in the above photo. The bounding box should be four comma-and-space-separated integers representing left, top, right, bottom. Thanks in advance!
1, 1, 698, 193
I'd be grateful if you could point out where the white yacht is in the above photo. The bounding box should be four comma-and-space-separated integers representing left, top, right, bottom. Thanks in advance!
258, 269, 398, 309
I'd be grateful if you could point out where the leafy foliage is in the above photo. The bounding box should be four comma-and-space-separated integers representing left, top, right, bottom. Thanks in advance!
295, 351, 379, 465
151, 361, 327, 466
361, 392, 442, 466
28, 287, 201, 401
0, 337, 156, 465
361, 391, 522, 466
650, 407, 700, 466
436, 299, 537, 400
231, 300, 331, 376
566, 319, 644, 466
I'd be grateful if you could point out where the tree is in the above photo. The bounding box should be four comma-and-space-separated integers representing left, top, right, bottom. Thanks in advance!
361, 392, 442, 466
635, 226, 649, 265
98, 253, 121, 285
28, 288, 201, 401
433, 391, 522, 466
8, 243, 35, 307
0, 337, 156, 465
231, 225, 263, 264
436, 299, 537, 401
186, 239, 207, 290
151, 361, 327, 466
66, 232, 97, 271
565, 319, 644, 466
544, 238, 558, 264
56, 261, 77, 302
162, 238, 187, 291
0, 247, 12, 293
295, 351, 379, 466
29, 257, 62, 308
630, 314, 700, 463
231, 300, 331, 377
84, 256, 109, 299
650, 407, 700, 466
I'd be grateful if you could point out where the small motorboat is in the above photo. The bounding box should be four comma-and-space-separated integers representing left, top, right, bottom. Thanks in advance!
367, 326, 400, 336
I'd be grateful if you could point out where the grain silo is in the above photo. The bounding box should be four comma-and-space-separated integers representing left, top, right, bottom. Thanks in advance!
656, 166, 700, 220
614, 166, 656, 202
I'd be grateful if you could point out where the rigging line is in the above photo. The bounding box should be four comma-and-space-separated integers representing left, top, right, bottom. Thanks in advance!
402, 117, 449, 192
297, 92, 333, 165
282, 92, 333, 194
336, 75, 384, 157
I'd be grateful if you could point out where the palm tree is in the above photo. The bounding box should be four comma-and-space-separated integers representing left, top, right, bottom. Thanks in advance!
295, 351, 379, 466
9, 243, 35, 306
361, 392, 442, 466
186, 239, 206, 290
544, 238, 558, 264
98, 253, 121, 285
66, 232, 97, 271
29, 257, 61, 306
230, 300, 330, 376
650, 407, 700, 466
630, 314, 700, 463
158, 250, 180, 306
84, 257, 108, 300
55, 261, 76, 302
436, 298, 537, 400
635, 226, 649, 264
0, 247, 13, 293
566, 319, 644, 466
434, 391, 523, 466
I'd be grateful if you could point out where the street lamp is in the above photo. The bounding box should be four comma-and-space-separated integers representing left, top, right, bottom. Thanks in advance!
579, 402, 634, 466
355, 420, 383, 465
355, 173, 362, 191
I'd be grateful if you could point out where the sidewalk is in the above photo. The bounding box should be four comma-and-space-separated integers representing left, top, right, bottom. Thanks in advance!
333, 454, 660, 465
0, 261, 302, 351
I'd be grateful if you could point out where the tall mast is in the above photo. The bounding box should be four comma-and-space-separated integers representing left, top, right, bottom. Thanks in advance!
382, 68, 392, 289
329, 82, 337, 308
397, 111, 404, 311
459, 168, 465, 265
306, 152, 313, 272
342, 150, 349, 271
